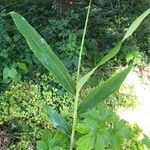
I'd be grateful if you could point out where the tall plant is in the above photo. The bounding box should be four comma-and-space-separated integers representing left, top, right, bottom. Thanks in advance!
10, 1, 150, 149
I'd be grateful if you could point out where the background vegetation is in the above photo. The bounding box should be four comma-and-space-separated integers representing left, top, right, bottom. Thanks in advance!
0, 0, 150, 149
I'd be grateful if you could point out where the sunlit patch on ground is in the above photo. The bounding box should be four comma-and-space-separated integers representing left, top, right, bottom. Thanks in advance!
117, 64, 150, 136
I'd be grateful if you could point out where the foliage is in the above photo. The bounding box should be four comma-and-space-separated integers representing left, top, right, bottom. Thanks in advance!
127, 125, 145, 150
36, 129, 68, 150
0, 0, 150, 149
46, 107, 71, 135
0, 82, 48, 148
107, 84, 138, 109
142, 134, 150, 149
0, 73, 73, 149
9, 3, 150, 149
38, 104, 147, 150
0, 2, 54, 87
78, 65, 132, 114
1, 0, 150, 85
76, 105, 132, 150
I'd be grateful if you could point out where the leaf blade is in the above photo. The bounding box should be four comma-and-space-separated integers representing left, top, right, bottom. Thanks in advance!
77, 42, 122, 91
46, 107, 71, 135
122, 8, 150, 41
77, 9, 150, 91
76, 135, 94, 150
78, 65, 132, 114
97, 42, 122, 66
10, 11, 75, 95
95, 134, 105, 150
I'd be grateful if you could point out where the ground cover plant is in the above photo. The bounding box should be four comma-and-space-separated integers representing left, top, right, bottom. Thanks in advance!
9, 0, 150, 149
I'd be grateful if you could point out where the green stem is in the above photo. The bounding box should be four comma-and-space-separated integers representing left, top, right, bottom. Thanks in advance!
70, 90, 80, 150
70, 1, 92, 149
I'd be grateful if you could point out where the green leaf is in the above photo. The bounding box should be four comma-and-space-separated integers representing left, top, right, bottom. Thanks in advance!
142, 134, 150, 148
46, 107, 71, 135
3, 67, 17, 80
37, 129, 67, 150
42, 129, 53, 147
17, 62, 28, 73
126, 52, 134, 63
52, 131, 68, 147
36, 140, 47, 150
76, 123, 89, 134
3, 67, 10, 80
76, 107, 114, 150
76, 135, 94, 150
78, 65, 132, 114
9, 68, 17, 79
97, 42, 122, 66
108, 119, 132, 150
114, 119, 127, 131
10, 11, 75, 95
77, 9, 150, 91
77, 42, 122, 91
77, 68, 96, 91
95, 134, 105, 150
110, 136, 121, 150
112, 119, 131, 139
53, 146, 63, 150
122, 8, 150, 41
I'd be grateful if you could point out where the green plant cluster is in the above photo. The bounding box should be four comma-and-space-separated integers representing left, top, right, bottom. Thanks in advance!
0, 73, 73, 149
37, 104, 146, 150
0, 0, 150, 149
8, 3, 150, 149
0, 0, 150, 85
75, 105, 145, 150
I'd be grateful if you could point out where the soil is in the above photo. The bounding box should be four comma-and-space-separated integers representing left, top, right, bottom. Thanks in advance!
0, 123, 10, 150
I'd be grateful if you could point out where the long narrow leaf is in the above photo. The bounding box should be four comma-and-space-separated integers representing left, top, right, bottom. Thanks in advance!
77, 68, 96, 91
10, 11, 75, 95
46, 107, 71, 135
97, 42, 122, 66
122, 8, 150, 41
77, 9, 150, 91
78, 65, 132, 114
77, 42, 122, 91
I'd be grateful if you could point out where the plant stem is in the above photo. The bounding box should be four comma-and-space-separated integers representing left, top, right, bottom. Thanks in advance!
70, 90, 79, 150
70, 1, 92, 149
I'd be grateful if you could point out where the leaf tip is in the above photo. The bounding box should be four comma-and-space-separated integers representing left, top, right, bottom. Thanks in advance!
9, 11, 15, 16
